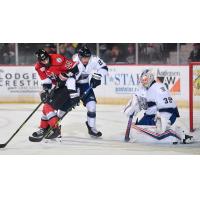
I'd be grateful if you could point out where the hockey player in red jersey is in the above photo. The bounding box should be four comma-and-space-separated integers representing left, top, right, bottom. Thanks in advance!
30, 49, 79, 141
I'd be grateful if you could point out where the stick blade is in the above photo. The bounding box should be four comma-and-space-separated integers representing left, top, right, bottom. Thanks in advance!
0, 143, 7, 148
29, 136, 43, 142
124, 136, 130, 142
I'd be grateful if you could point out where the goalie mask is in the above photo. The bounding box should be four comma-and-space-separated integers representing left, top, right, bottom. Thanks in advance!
140, 69, 154, 89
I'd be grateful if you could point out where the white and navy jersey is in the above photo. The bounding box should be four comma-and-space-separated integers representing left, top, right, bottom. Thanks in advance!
145, 81, 178, 116
72, 54, 108, 84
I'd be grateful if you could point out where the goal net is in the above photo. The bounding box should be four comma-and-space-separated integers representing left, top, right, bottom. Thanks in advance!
189, 62, 200, 132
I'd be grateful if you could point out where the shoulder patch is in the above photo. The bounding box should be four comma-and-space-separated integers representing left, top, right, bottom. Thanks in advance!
56, 57, 62, 63
40, 67, 45, 72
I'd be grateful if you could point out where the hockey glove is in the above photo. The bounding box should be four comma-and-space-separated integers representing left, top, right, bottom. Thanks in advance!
69, 90, 80, 108
57, 73, 68, 88
40, 90, 50, 103
90, 73, 102, 88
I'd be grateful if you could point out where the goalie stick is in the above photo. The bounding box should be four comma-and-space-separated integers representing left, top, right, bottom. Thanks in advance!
124, 113, 134, 142
29, 86, 92, 143
0, 102, 43, 149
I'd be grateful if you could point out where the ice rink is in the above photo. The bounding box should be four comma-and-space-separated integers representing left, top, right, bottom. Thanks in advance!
0, 103, 200, 155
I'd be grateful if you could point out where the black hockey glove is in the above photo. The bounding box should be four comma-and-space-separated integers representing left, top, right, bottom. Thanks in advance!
56, 73, 68, 88
90, 73, 102, 88
40, 83, 53, 103
40, 90, 50, 103
69, 90, 80, 108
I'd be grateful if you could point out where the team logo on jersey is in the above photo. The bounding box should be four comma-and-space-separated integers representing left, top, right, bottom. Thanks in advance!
156, 69, 180, 94
40, 67, 45, 72
56, 57, 62, 63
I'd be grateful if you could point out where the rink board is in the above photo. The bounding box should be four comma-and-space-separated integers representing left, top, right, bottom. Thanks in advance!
0, 65, 199, 108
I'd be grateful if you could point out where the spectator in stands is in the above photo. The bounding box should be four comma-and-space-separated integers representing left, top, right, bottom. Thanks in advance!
0, 43, 15, 64
59, 43, 67, 56
145, 43, 164, 64
125, 44, 135, 63
99, 44, 110, 61
65, 43, 77, 58
44, 43, 57, 54
103, 45, 125, 64
188, 43, 200, 62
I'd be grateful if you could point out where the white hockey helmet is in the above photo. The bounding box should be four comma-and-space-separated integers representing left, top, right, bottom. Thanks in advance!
140, 69, 155, 88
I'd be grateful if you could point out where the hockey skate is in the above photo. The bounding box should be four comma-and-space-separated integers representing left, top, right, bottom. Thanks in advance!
85, 121, 102, 137
32, 128, 49, 138
174, 126, 194, 144
45, 125, 62, 140
182, 134, 193, 144
29, 127, 49, 142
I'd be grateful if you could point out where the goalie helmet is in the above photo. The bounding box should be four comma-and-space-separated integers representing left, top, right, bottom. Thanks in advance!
140, 69, 155, 88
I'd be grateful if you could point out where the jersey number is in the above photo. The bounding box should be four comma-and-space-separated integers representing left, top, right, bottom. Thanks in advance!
98, 59, 103, 66
163, 97, 173, 104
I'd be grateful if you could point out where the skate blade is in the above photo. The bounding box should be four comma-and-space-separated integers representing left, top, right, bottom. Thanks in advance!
89, 135, 102, 139
44, 136, 62, 143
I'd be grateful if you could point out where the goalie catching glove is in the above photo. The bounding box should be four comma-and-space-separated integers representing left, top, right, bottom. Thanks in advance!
90, 73, 102, 88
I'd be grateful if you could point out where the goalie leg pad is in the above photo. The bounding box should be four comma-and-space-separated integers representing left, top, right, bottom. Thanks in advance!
136, 114, 156, 126
169, 112, 178, 125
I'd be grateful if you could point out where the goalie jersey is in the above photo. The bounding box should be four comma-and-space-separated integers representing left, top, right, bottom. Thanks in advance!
141, 80, 180, 126
146, 81, 178, 113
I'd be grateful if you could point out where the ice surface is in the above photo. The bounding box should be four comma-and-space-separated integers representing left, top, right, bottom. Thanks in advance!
0, 104, 200, 155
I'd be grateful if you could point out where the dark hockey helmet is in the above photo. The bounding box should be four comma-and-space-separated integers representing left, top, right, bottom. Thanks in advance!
35, 49, 50, 62
78, 45, 91, 58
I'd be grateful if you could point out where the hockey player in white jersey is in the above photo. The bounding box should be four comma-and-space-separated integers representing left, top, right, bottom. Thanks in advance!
124, 69, 193, 144
72, 45, 108, 137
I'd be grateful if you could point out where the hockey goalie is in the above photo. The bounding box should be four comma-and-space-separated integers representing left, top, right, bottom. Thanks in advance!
124, 69, 193, 144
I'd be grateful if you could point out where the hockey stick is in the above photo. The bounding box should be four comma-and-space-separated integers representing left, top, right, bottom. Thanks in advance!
0, 102, 43, 148
29, 86, 92, 142
124, 113, 134, 142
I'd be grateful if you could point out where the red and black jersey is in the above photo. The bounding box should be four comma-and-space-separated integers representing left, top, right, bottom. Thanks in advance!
35, 54, 76, 85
